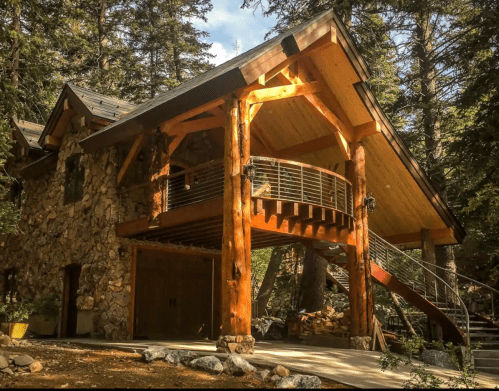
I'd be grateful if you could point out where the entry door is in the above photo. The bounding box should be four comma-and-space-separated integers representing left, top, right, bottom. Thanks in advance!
61, 264, 81, 337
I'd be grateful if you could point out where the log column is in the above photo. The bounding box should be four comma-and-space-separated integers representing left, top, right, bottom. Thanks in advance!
149, 129, 169, 222
421, 228, 437, 297
345, 142, 373, 348
216, 94, 254, 354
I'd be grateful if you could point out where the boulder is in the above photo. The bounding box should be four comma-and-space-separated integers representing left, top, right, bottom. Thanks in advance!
350, 336, 372, 350
29, 361, 43, 373
270, 374, 281, 382
13, 355, 34, 367
0, 355, 8, 369
223, 354, 257, 376
421, 349, 458, 370
277, 375, 322, 389
272, 364, 290, 377
256, 369, 271, 382
190, 356, 223, 375
141, 346, 170, 363
1, 368, 13, 376
165, 350, 198, 366
0, 336, 11, 346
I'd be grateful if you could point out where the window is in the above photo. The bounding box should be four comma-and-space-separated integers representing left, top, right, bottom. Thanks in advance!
64, 154, 85, 204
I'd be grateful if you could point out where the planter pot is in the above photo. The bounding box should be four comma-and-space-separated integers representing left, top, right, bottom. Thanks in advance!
0, 322, 29, 339
27, 314, 59, 336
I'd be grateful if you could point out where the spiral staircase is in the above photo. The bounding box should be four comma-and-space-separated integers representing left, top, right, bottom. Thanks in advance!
322, 230, 499, 374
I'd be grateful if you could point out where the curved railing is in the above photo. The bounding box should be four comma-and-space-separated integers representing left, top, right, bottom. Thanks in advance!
249, 156, 354, 217
369, 230, 470, 344
413, 258, 499, 322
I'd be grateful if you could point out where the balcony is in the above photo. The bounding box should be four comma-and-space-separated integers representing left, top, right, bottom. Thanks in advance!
117, 156, 355, 249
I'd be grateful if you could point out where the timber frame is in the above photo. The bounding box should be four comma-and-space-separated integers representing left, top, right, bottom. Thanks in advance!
14, 8, 466, 343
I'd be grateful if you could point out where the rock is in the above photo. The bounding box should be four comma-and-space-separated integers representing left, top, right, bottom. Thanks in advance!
141, 346, 170, 363
277, 375, 322, 389
13, 355, 35, 367
256, 369, 271, 382
0, 355, 8, 369
189, 356, 223, 374
421, 349, 458, 370
165, 350, 198, 365
29, 361, 43, 373
223, 354, 257, 376
0, 336, 11, 346
270, 374, 281, 382
350, 336, 372, 350
1, 368, 13, 376
272, 364, 290, 377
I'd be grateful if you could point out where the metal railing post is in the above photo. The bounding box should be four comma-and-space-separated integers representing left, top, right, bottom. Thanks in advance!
277, 162, 281, 199
334, 176, 337, 209
301, 166, 304, 202
319, 171, 322, 206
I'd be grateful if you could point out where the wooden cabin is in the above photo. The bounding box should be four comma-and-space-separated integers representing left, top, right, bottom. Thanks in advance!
1, 9, 466, 349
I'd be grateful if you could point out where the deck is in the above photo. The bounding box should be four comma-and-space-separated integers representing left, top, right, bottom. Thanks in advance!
117, 157, 355, 249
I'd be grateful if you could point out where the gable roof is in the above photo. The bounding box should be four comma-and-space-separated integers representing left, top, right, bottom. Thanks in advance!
39, 84, 136, 148
80, 8, 369, 152
77, 8, 464, 246
11, 119, 44, 150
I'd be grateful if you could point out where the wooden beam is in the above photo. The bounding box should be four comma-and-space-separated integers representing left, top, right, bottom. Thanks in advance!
168, 115, 225, 136
221, 95, 251, 338
251, 208, 355, 246
275, 135, 338, 159
117, 133, 148, 188
149, 131, 170, 221
384, 228, 455, 245
249, 103, 263, 122
168, 132, 186, 155
159, 97, 226, 132
44, 135, 61, 150
247, 81, 321, 105
346, 143, 373, 339
354, 120, 381, 142
276, 67, 352, 160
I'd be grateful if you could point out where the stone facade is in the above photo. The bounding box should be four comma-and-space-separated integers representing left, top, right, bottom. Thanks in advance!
0, 117, 135, 339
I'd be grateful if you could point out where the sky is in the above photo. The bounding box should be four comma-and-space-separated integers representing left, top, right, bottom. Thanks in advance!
191, 0, 277, 66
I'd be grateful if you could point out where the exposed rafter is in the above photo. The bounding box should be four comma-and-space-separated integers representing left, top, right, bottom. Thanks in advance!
117, 133, 148, 188
247, 81, 322, 105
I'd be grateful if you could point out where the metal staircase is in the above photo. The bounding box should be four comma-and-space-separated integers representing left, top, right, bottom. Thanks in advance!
322, 230, 499, 374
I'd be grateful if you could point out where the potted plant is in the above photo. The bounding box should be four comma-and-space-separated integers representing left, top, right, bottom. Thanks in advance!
0, 299, 35, 339
28, 294, 61, 336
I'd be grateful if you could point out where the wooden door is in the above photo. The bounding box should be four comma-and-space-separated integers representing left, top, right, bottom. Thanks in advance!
61, 264, 81, 338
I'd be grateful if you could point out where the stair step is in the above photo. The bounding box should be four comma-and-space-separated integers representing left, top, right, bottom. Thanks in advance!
473, 350, 499, 358
469, 327, 499, 332
475, 366, 499, 375
474, 357, 499, 367
469, 333, 499, 339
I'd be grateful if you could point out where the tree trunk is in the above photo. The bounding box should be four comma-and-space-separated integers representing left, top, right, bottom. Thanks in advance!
415, 9, 458, 292
388, 290, 416, 337
298, 248, 327, 312
98, 0, 108, 72
11, 1, 21, 90
256, 247, 284, 317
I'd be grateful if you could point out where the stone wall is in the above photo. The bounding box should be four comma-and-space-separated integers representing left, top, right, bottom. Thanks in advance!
0, 117, 135, 339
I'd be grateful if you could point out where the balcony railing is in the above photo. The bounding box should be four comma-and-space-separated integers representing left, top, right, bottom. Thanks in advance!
249, 156, 354, 217
119, 156, 354, 219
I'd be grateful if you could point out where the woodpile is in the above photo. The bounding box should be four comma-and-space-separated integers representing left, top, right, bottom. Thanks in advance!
287, 306, 350, 337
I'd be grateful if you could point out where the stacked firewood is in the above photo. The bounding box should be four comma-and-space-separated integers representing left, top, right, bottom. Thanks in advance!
287, 306, 350, 337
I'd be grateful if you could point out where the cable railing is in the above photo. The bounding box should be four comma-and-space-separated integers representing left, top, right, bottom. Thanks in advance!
249, 156, 354, 217
411, 257, 499, 322
369, 230, 470, 344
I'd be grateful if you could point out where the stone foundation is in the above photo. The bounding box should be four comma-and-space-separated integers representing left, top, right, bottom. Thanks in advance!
216, 335, 255, 354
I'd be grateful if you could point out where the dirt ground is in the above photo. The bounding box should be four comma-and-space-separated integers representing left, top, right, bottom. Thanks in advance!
0, 341, 352, 389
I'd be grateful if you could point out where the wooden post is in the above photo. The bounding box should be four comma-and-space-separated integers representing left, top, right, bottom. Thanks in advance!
149, 129, 169, 221
217, 94, 254, 353
345, 142, 373, 339
421, 228, 436, 296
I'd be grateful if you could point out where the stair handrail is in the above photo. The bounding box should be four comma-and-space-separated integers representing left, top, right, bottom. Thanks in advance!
411, 258, 498, 321
369, 230, 470, 344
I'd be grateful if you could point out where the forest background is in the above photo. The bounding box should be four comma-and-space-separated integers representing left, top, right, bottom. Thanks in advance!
0, 0, 498, 290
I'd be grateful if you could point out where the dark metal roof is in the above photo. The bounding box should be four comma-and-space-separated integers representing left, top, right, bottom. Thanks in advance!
12, 120, 44, 150
40, 84, 136, 147
80, 8, 368, 153
69, 85, 136, 122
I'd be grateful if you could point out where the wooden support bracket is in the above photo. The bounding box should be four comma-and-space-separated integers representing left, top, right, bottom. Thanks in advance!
117, 133, 148, 188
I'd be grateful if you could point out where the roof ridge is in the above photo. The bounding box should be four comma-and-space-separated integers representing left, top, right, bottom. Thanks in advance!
67, 83, 136, 106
